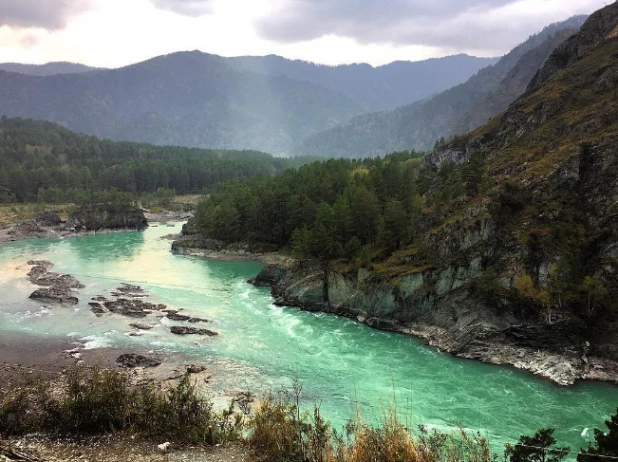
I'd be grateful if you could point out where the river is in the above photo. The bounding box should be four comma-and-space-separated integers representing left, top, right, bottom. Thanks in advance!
1, 223, 617, 457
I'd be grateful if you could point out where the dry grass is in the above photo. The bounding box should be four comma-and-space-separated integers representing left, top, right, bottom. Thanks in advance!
0, 203, 71, 225
248, 392, 494, 462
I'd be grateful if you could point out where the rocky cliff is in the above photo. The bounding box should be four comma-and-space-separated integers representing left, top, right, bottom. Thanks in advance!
250, 5, 618, 386
68, 205, 148, 232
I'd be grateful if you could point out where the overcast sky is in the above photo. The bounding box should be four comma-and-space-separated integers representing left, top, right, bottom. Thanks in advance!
0, 0, 612, 67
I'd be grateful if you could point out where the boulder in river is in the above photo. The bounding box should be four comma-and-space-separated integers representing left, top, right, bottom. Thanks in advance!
167, 313, 209, 323
27, 260, 84, 289
103, 298, 163, 318
116, 353, 162, 368
89, 302, 109, 316
166, 313, 191, 321
29, 287, 78, 305
170, 326, 218, 336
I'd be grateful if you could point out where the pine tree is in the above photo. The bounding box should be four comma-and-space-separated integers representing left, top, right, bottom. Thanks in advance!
505, 428, 569, 462
578, 408, 618, 461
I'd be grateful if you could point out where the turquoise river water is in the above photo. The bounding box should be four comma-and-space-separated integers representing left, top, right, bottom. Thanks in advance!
1, 223, 617, 457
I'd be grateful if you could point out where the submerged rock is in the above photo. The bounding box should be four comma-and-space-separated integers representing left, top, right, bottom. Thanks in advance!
129, 322, 154, 330
89, 302, 108, 316
166, 313, 191, 321
103, 298, 165, 318
167, 313, 209, 323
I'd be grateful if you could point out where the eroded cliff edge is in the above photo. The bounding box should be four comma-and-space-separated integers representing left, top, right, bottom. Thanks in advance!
250, 259, 618, 386
248, 7, 618, 387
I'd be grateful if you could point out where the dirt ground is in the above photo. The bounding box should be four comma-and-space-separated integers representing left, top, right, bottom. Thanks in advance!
1, 437, 251, 462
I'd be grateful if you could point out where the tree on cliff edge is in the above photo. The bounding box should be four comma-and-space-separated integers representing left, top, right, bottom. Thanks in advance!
505, 428, 569, 462
578, 408, 618, 461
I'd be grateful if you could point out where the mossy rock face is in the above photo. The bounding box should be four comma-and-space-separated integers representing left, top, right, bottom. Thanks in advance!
68, 205, 148, 232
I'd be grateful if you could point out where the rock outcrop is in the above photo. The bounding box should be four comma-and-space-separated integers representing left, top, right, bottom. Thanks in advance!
170, 326, 218, 336
1, 206, 148, 244
27, 261, 82, 305
248, 6, 618, 386
68, 205, 147, 232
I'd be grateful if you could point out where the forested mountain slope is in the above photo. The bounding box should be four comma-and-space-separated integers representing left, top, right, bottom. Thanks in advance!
227, 54, 497, 112
298, 16, 586, 158
453, 27, 576, 135
182, 3, 618, 384
0, 52, 363, 156
0, 52, 493, 156
0, 117, 310, 203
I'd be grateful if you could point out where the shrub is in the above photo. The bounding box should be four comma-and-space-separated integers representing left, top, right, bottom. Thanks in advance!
0, 366, 242, 444
504, 428, 569, 462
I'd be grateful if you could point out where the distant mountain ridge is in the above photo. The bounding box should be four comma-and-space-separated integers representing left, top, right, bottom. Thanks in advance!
0, 62, 100, 76
0, 51, 494, 155
226, 53, 498, 112
297, 15, 587, 158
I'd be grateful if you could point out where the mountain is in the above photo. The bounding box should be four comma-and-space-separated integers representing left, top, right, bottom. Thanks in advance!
0, 62, 100, 76
0, 52, 367, 155
215, 2, 618, 385
453, 27, 576, 135
226, 54, 497, 112
298, 15, 587, 158
0, 52, 494, 156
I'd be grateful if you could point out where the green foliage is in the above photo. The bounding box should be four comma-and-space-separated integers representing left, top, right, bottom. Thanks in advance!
0, 117, 312, 203
194, 154, 423, 261
515, 274, 553, 324
504, 428, 569, 462
139, 187, 176, 209
248, 386, 494, 462
248, 396, 331, 462
579, 275, 608, 316
434, 162, 464, 204
488, 181, 529, 224
578, 407, 618, 461
0, 366, 242, 444
462, 152, 486, 197
474, 268, 503, 303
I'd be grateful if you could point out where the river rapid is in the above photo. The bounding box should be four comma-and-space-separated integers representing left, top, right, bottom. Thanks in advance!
1, 223, 617, 456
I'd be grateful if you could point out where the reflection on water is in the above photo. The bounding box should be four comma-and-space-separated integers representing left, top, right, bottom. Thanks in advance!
0, 223, 617, 459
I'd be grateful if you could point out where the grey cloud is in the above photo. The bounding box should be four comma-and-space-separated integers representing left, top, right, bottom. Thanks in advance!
150, 0, 214, 16
255, 0, 545, 52
0, 0, 93, 30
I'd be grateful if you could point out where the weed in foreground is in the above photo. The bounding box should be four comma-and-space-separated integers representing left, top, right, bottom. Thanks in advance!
0, 365, 242, 444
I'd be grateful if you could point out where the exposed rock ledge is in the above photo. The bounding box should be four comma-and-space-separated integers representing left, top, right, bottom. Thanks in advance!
250, 262, 618, 387
0, 208, 148, 244
171, 236, 291, 265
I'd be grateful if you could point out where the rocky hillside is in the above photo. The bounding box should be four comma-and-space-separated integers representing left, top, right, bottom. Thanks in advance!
453, 27, 577, 135
0, 52, 492, 156
298, 16, 586, 158
250, 4, 618, 385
